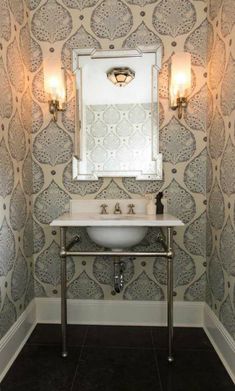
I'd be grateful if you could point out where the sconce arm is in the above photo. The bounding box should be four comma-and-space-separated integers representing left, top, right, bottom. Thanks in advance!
49, 100, 66, 122
171, 97, 187, 120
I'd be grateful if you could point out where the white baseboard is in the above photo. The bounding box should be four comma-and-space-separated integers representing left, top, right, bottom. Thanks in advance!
0, 300, 36, 382
204, 304, 235, 384
36, 298, 204, 327
1, 299, 234, 385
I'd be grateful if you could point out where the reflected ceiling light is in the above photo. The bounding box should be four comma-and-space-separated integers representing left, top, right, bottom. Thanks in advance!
107, 67, 135, 87
170, 52, 191, 119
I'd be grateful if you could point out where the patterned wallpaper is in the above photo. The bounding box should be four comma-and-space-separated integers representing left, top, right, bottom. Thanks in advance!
206, 0, 235, 341
29, 0, 209, 306
1, 0, 234, 343
0, 0, 33, 340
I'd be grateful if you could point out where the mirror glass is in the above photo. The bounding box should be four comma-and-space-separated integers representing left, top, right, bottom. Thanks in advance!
72, 47, 162, 181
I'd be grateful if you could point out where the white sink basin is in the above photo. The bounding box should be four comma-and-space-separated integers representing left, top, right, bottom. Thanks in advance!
86, 225, 148, 250
70, 199, 150, 250
86, 211, 149, 249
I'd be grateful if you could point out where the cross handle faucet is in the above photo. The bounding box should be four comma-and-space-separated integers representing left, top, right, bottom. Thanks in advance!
100, 204, 108, 214
128, 203, 135, 214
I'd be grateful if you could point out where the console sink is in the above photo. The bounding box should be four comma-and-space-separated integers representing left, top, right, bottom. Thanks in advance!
50, 200, 184, 362
50, 199, 184, 250
86, 225, 148, 250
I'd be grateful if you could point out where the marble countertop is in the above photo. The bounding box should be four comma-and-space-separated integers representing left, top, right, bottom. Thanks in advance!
50, 213, 184, 227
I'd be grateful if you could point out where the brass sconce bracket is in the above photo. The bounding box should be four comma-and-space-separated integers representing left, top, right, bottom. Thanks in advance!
49, 100, 66, 122
171, 97, 187, 120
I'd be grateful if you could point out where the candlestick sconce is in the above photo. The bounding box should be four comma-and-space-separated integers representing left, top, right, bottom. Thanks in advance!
43, 56, 66, 121
170, 52, 191, 119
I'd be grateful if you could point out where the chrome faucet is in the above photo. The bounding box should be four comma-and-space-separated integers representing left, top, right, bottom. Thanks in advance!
114, 202, 122, 214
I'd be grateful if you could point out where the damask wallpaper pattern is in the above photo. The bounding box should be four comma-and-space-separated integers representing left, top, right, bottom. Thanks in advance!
207, 0, 235, 340
0, 0, 33, 340
0, 0, 234, 344
29, 0, 209, 306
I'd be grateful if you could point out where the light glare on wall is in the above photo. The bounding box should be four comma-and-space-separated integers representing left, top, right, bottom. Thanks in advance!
43, 55, 66, 121
170, 52, 191, 119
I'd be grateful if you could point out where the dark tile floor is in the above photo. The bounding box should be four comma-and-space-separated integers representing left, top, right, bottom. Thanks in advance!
1, 324, 234, 391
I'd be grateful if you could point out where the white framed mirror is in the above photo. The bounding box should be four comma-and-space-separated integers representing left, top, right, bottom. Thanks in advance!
72, 46, 162, 181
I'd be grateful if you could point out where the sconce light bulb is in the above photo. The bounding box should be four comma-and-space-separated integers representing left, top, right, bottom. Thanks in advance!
48, 76, 60, 100
49, 76, 59, 88
174, 72, 187, 85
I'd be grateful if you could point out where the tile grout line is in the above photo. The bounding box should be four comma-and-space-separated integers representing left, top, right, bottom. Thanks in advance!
70, 326, 89, 391
151, 327, 164, 391
26, 342, 155, 350
87, 346, 154, 350
80, 324, 156, 350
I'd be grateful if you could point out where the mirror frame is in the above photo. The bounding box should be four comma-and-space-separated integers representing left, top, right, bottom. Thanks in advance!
72, 46, 162, 181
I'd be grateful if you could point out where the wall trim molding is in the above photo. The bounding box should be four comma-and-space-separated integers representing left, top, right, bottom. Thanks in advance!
204, 304, 235, 384
36, 298, 204, 327
0, 300, 37, 383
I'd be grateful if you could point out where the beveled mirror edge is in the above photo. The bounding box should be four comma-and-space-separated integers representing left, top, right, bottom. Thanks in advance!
72, 45, 163, 181
72, 154, 163, 181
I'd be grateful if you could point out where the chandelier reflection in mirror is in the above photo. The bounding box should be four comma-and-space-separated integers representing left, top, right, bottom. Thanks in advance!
107, 67, 135, 87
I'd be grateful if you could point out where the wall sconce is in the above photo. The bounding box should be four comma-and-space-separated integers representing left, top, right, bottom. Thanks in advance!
170, 52, 191, 119
107, 67, 135, 87
43, 56, 66, 121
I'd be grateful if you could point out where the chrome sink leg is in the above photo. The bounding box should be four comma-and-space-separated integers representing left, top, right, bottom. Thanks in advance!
167, 227, 174, 363
60, 227, 68, 358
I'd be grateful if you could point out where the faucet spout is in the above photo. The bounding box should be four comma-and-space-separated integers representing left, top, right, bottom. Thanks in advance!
114, 202, 122, 214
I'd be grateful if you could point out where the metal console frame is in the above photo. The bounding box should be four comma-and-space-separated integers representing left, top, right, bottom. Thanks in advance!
60, 226, 174, 362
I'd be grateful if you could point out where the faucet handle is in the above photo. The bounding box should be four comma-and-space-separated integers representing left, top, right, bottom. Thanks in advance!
100, 204, 108, 214
128, 203, 135, 214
